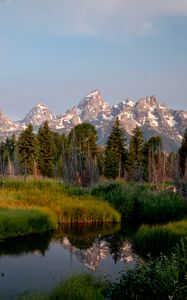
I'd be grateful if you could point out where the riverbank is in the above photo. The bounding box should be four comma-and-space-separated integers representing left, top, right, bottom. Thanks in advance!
0, 178, 120, 239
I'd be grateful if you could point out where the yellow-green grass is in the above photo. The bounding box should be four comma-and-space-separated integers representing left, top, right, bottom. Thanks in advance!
134, 219, 187, 256
0, 178, 120, 239
0, 208, 56, 240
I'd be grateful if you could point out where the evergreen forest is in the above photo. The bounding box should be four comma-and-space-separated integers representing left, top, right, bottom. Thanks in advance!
1, 119, 187, 191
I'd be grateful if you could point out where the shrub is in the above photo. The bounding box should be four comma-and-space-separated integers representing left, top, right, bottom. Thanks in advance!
109, 238, 187, 300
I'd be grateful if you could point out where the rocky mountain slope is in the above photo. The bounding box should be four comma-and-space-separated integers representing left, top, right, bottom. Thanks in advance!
0, 90, 187, 151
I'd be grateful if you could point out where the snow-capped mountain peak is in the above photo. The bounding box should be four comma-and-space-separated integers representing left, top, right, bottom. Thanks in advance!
77, 89, 111, 121
18, 103, 56, 128
0, 90, 187, 152
86, 89, 101, 99
124, 98, 135, 107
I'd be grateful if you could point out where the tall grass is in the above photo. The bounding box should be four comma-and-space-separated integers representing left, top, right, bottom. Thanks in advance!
91, 182, 187, 224
0, 179, 120, 234
0, 208, 56, 240
134, 219, 187, 256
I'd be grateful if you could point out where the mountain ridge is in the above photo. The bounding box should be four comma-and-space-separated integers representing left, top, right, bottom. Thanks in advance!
0, 89, 187, 151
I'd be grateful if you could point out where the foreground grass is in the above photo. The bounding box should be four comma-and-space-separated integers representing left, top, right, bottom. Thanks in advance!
0, 178, 120, 239
134, 219, 187, 256
17, 275, 105, 300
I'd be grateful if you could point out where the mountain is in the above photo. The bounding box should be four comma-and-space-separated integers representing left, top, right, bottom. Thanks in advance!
0, 90, 187, 151
0, 110, 20, 139
17, 103, 56, 129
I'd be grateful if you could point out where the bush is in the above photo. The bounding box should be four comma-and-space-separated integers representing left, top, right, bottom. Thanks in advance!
109, 238, 187, 300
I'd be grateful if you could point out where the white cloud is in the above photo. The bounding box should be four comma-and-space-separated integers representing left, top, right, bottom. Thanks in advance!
1, 0, 187, 38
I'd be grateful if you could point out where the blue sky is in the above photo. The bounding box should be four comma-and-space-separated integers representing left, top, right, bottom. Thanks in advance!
0, 0, 187, 120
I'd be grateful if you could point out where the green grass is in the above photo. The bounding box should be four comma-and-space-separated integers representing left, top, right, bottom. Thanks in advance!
134, 219, 187, 256
49, 275, 105, 300
0, 208, 56, 240
16, 275, 105, 300
0, 178, 120, 239
91, 181, 187, 224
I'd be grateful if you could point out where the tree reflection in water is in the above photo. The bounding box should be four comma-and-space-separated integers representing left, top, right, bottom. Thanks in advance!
0, 223, 135, 271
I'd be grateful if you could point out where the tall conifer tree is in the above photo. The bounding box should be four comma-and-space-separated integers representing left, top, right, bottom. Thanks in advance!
18, 124, 38, 176
37, 121, 55, 177
127, 126, 144, 181
104, 117, 127, 178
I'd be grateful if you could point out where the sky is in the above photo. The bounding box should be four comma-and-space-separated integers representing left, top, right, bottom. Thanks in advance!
0, 0, 187, 120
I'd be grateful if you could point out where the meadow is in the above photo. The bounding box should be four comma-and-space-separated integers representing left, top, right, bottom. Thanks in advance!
0, 178, 120, 239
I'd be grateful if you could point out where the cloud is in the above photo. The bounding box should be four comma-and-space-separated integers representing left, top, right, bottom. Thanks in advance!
1, 0, 187, 39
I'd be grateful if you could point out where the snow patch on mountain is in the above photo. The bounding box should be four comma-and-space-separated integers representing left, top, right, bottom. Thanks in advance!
18, 103, 56, 128
0, 91, 187, 151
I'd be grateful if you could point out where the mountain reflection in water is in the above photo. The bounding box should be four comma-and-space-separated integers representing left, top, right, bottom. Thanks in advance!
0, 224, 136, 299
61, 236, 134, 271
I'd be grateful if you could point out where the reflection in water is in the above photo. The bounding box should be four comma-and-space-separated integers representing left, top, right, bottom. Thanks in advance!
61, 236, 134, 271
0, 233, 52, 256
0, 224, 136, 299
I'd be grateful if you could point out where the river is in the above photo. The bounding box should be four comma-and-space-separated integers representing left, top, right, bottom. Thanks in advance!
0, 224, 136, 299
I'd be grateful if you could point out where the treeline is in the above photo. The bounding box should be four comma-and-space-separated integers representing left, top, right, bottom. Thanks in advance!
0, 118, 187, 187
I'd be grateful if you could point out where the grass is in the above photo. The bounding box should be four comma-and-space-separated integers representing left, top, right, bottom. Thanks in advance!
133, 219, 187, 256
91, 181, 187, 224
0, 208, 56, 240
16, 275, 105, 300
0, 178, 120, 239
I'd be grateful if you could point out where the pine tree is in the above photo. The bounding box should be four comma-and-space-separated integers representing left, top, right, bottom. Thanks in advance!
37, 121, 55, 177
178, 128, 187, 177
127, 126, 145, 181
18, 124, 38, 176
104, 117, 127, 179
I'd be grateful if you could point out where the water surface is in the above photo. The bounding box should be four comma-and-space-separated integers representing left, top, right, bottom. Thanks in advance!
0, 224, 136, 299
